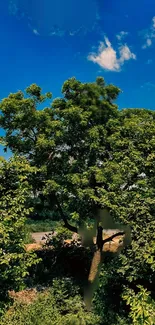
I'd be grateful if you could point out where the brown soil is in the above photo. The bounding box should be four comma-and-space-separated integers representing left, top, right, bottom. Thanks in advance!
25, 243, 43, 251
9, 288, 38, 305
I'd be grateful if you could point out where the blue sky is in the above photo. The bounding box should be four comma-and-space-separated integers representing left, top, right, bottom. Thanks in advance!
1, 0, 155, 158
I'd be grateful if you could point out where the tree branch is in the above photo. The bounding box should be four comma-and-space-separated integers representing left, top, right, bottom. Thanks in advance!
102, 231, 125, 245
96, 227, 125, 251
53, 194, 78, 233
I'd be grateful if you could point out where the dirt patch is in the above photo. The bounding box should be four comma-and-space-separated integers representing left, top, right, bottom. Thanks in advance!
9, 286, 49, 305
9, 288, 38, 305
25, 243, 43, 251
103, 234, 124, 252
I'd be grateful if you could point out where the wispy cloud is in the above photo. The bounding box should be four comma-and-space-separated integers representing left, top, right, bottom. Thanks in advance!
146, 82, 155, 87
142, 38, 152, 49
141, 82, 155, 89
153, 17, 155, 28
146, 59, 153, 64
33, 29, 39, 35
116, 31, 128, 41
141, 16, 155, 49
88, 36, 136, 72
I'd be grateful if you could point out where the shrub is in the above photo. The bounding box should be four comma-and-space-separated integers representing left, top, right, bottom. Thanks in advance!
1, 279, 101, 325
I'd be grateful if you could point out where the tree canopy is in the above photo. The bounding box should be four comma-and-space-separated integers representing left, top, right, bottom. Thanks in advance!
0, 78, 122, 230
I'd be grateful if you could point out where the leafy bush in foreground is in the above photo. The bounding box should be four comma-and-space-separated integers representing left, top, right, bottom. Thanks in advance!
1, 279, 101, 325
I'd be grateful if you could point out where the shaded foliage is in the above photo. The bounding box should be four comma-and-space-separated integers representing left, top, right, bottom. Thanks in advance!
26, 242, 93, 289
1, 278, 101, 325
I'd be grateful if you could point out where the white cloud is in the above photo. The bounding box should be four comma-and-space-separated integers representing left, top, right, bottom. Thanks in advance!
119, 44, 136, 62
147, 38, 152, 46
33, 29, 39, 35
152, 16, 155, 28
88, 36, 136, 72
141, 16, 155, 49
142, 38, 152, 49
116, 31, 128, 41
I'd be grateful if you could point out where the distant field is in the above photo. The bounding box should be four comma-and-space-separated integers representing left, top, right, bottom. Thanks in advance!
25, 219, 60, 233
25, 219, 125, 250
24, 219, 59, 244
25, 229, 124, 253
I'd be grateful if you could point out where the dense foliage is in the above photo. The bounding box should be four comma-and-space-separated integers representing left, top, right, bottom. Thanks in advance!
0, 278, 101, 325
0, 77, 155, 323
0, 157, 38, 314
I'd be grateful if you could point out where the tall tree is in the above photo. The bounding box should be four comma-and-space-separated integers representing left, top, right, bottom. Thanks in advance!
0, 78, 155, 321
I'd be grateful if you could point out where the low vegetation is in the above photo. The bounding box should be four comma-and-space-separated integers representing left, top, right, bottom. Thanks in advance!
1, 279, 101, 325
25, 219, 60, 233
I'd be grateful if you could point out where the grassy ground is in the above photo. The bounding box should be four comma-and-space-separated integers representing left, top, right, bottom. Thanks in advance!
24, 219, 60, 244
25, 219, 60, 232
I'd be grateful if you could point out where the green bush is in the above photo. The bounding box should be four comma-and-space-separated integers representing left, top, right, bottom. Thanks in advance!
1, 279, 101, 325
43, 225, 73, 249
23, 228, 35, 244
122, 285, 155, 324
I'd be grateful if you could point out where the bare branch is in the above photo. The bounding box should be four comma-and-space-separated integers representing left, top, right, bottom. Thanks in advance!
53, 194, 78, 233
102, 231, 125, 245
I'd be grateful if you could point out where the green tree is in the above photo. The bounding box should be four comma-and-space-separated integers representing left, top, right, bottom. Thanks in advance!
0, 78, 155, 322
0, 78, 121, 232
92, 108, 155, 324
0, 156, 39, 314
